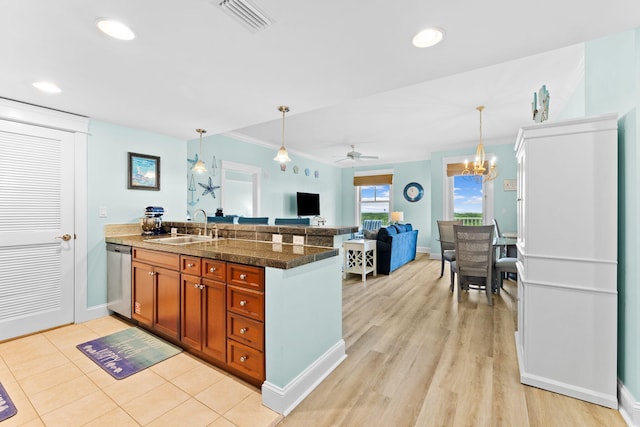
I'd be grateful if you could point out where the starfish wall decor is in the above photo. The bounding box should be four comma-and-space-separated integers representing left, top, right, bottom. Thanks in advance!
199, 176, 220, 199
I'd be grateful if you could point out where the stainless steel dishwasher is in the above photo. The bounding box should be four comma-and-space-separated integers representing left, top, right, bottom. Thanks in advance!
106, 243, 132, 319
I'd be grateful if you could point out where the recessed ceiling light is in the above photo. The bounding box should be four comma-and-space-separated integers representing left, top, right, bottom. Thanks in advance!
96, 19, 135, 40
32, 81, 62, 93
412, 27, 444, 48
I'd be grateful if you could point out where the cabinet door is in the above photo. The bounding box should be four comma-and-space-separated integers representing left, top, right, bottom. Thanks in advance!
132, 261, 154, 326
154, 266, 181, 339
181, 274, 203, 349
202, 278, 226, 362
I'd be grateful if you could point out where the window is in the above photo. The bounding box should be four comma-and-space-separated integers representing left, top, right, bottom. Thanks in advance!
453, 175, 483, 225
357, 184, 391, 225
443, 155, 493, 224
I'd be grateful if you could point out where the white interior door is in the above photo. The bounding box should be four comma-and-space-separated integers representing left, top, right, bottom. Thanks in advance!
0, 119, 75, 340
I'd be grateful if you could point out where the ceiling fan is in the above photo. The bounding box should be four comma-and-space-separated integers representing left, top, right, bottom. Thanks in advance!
335, 145, 379, 163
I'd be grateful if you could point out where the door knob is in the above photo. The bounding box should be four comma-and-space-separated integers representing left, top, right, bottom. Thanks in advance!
56, 234, 72, 241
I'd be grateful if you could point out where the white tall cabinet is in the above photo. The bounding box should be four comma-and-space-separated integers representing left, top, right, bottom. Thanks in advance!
514, 113, 618, 409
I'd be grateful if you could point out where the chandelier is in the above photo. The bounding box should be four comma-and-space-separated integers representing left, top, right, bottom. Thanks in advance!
463, 106, 497, 182
273, 105, 292, 163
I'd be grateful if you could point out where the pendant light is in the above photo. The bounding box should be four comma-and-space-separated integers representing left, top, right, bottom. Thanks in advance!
463, 106, 497, 182
192, 128, 207, 173
273, 106, 292, 163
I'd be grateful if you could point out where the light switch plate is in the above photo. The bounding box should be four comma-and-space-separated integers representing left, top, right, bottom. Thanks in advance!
272, 234, 282, 243
503, 179, 517, 191
293, 235, 305, 245
99, 206, 107, 217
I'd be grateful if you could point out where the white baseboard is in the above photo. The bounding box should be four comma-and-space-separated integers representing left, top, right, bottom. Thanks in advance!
619, 379, 640, 426
75, 304, 110, 324
262, 339, 347, 415
417, 246, 430, 254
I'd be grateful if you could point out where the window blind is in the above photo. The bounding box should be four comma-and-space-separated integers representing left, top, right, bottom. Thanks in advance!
353, 174, 393, 186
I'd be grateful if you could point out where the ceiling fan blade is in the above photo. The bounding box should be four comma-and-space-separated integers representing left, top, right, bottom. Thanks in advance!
335, 157, 350, 163
360, 155, 379, 159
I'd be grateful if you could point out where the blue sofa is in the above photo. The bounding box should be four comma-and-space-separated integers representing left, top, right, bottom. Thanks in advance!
376, 224, 418, 274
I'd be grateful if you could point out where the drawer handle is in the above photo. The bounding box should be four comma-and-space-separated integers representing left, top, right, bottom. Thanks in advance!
240, 300, 247, 307
194, 283, 199, 289
210, 267, 216, 273
148, 271, 155, 276
239, 273, 247, 280
187, 263, 195, 268
240, 355, 248, 363
240, 328, 248, 334
199, 284, 205, 290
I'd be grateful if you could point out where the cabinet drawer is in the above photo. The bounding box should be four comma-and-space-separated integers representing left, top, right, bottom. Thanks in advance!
181, 255, 201, 275
227, 286, 264, 322
227, 313, 264, 350
227, 340, 264, 381
203, 259, 226, 282
133, 248, 180, 271
227, 263, 264, 291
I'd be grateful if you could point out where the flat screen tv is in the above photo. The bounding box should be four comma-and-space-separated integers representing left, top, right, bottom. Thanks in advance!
296, 192, 320, 216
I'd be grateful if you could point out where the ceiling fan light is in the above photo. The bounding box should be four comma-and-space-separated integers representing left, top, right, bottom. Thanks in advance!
412, 27, 444, 48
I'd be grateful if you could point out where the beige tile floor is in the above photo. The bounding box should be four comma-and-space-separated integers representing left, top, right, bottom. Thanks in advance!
0, 316, 282, 427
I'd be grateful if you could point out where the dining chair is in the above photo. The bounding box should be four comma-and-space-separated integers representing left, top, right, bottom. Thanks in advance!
274, 217, 311, 225
451, 225, 495, 305
237, 216, 269, 224
494, 256, 517, 294
437, 220, 463, 291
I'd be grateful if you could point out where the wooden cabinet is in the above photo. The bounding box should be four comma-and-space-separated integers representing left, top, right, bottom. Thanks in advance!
226, 263, 265, 381
181, 256, 227, 363
132, 249, 181, 340
514, 114, 618, 409
132, 250, 266, 384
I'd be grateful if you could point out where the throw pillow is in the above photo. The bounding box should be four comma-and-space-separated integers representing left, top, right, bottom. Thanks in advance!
363, 228, 379, 240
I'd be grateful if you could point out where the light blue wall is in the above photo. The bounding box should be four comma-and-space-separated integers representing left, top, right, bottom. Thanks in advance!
338, 160, 432, 249
583, 28, 640, 400
265, 256, 343, 387
87, 120, 186, 306
428, 141, 517, 254
187, 134, 343, 225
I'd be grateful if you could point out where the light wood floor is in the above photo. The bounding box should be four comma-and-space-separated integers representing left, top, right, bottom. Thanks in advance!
279, 253, 625, 427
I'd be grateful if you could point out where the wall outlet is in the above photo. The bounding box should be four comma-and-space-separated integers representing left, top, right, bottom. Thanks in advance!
293, 235, 305, 245
98, 206, 107, 218
272, 234, 282, 243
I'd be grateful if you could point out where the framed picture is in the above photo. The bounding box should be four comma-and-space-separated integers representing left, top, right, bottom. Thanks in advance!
128, 152, 160, 191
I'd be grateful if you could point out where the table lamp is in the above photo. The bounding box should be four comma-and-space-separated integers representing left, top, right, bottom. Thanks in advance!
391, 211, 404, 224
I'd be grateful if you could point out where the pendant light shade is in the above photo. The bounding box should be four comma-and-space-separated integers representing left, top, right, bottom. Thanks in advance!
274, 106, 292, 163
192, 128, 207, 173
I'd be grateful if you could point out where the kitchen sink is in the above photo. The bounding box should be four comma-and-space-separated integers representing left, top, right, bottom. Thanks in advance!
146, 235, 217, 245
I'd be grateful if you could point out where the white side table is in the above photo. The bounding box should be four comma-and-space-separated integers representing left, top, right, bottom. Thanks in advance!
343, 239, 377, 282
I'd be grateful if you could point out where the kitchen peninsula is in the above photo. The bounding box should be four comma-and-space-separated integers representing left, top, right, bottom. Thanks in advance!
105, 222, 357, 415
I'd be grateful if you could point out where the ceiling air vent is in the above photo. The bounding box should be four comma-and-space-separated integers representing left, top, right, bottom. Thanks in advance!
218, 0, 273, 33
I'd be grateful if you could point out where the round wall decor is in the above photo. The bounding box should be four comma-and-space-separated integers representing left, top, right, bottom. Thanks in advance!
403, 182, 424, 202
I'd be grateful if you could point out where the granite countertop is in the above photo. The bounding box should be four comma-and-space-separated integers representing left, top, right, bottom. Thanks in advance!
105, 234, 340, 270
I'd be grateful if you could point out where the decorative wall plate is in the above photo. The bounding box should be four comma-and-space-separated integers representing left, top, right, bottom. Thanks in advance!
403, 182, 424, 202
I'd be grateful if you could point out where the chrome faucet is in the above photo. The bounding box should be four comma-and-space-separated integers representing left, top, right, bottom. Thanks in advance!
194, 209, 207, 237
